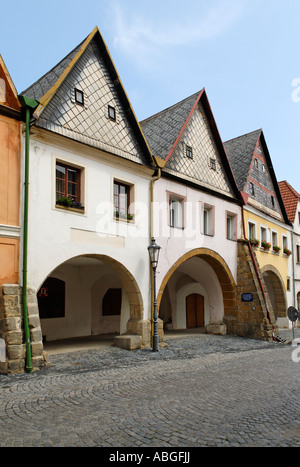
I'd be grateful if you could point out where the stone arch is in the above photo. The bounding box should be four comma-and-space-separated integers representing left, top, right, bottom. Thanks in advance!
158, 248, 236, 325
36, 253, 146, 346
38, 253, 144, 321
261, 264, 287, 319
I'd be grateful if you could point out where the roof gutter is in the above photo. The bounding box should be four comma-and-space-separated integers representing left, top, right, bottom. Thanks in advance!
18, 95, 39, 373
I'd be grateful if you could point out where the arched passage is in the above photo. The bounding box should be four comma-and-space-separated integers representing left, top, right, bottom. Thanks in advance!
37, 254, 144, 342
261, 265, 287, 320
158, 248, 236, 332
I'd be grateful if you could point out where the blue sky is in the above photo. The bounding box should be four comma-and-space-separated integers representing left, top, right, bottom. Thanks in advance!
1, 0, 299, 191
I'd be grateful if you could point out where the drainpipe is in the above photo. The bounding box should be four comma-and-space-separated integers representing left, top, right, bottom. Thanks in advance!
150, 165, 162, 340
18, 95, 39, 373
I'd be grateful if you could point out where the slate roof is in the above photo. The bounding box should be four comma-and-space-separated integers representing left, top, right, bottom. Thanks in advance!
223, 129, 261, 191
140, 91, 200, 159
20, 27, 154, 168
140, 90, 242, 201
21, 39, 85, 101
278, 180, 300, 223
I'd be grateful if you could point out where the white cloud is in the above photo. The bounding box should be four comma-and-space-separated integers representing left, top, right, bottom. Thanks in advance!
109, 0, 244, 70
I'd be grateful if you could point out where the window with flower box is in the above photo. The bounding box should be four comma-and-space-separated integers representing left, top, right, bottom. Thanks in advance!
113, 180, 134, 221
56, 161, 84, 210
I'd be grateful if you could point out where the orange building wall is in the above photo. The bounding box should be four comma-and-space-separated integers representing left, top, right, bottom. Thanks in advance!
0, 114, 21, 284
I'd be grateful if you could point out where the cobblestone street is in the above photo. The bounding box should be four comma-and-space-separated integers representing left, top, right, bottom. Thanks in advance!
0, 331, 300, 448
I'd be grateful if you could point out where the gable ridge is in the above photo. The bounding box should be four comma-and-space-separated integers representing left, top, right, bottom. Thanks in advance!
279, 180, 300, 199
224, 128, 262, 146
140, 90, 201, 125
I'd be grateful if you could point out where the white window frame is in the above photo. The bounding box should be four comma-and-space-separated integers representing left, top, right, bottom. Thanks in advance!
203, 204, 214, 236
271, 229, 278, 249
260, 225, 268, 243
248, 220, 257, 241
169, 195, 185, 229
226, 212, 237, 241
282, 235, 288, 251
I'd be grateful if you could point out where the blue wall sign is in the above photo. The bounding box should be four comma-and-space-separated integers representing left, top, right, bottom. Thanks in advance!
241, 293, 254, 302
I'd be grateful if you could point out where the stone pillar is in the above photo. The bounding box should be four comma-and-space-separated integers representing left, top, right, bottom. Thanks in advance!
0, 285, 46, 374
234, 240, 278, 341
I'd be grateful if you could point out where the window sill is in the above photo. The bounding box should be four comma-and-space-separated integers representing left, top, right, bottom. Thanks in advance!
55, 204, 85, 214
260, 248, 270, 253
113, 216, 135, 224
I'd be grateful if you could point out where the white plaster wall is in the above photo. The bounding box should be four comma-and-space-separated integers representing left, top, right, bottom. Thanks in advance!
25, 136, 152, 322
40, 261, 131, 341
153, 177, 241, 293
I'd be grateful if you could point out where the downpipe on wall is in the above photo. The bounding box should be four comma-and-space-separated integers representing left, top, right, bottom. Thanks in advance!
19, 95, 39, 373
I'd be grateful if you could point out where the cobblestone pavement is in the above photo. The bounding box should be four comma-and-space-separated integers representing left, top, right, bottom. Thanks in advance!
0, 331, 300, 448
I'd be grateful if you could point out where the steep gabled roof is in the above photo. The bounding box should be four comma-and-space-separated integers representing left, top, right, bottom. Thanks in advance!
278, 180, 300, 224
21, 27, 154, 168
21, 39, 85, 104
140, 91, 200, 160
224, 129, 290, 224
140, 89, 241, 201
223, 129, 261, 191
0, 54, 21, 115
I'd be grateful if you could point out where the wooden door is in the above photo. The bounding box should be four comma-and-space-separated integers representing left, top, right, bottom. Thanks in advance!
186, 294, 204, 328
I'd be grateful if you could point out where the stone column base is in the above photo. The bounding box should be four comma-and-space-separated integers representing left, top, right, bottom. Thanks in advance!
0, 285, 46, 374
206, 323, 227, 336
115, 318, 164, 350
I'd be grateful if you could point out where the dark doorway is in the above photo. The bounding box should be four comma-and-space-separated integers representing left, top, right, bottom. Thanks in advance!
186, 293, 204, 328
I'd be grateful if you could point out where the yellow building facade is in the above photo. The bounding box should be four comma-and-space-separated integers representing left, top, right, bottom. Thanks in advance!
225, 129, 292, 327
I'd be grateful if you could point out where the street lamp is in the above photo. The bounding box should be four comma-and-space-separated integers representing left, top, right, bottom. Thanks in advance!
148, 238, 161, 351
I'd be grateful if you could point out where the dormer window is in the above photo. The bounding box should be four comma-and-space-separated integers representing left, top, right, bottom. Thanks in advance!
186, 145, 193, 159
210, 158, 216, 171
108, 105, 116, 121
75, 88, 84, 105
250, 182, 255, 196
271, 195, 275, 207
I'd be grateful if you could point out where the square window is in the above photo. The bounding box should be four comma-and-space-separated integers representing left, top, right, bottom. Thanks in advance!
108, 105, 116, 121
56, 161, 83, 209
227, 213, 237, 240
113, 180, 133, 221
271, 195, 275, 207
260, 226, 267, 243
248, 221, 256, 240
186, 145, 193, 159
210, 158, 216, 171
203, 205, 214, 236
271, 231, 278, 248
75, 88, 84, 105
169, 196, 184, 229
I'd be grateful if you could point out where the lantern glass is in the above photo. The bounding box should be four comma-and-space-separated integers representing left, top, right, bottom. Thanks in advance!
148, 238, 161, 268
